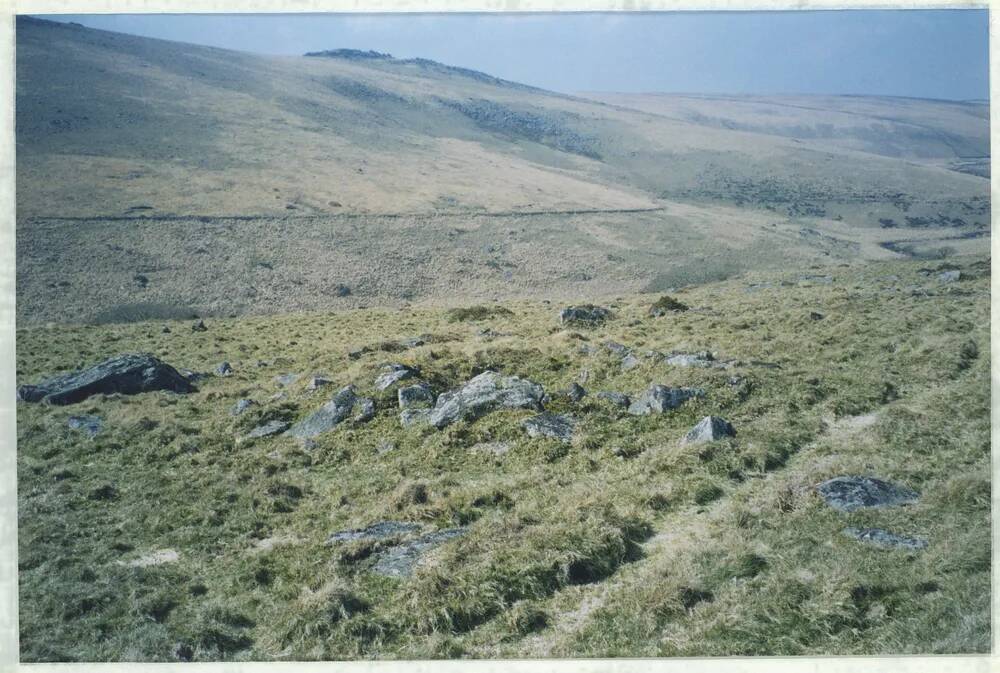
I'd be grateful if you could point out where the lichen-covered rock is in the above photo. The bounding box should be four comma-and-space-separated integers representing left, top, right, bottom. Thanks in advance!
559, 304, 611, 327
597, 391, 631, 408
522, 413, 575, 443
375, 363, 420, 391
244, 420, 289, 440
68, 415, 102, 437
427, 371, 545, 429
682, 416, 736, 444
372, 528, 467, 578
399, 408, 431, 427
326, 520, 421, 545
816, 476, 919, 512
842, 527, 928, 551
621, 353, 641, 371
664, 351, 715, 368
286, 386, 359, 439
353, 397, 376, 423
398, 383, 435, 410
627, 385, 705, 415
17, 353, 195, 405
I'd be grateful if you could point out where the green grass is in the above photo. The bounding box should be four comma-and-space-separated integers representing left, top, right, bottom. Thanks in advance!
15, 255, 990, 661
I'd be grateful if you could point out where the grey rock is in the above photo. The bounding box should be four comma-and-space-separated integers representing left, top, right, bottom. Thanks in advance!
664, 351, 715, 368
603, 341, 630, 356
354, 397, 376, 423
938, 270, 961, 283
809, 312, 825, 321
398, 336, 426, 349
621, 354, 641, 371
559, 304, 612, 327
522, 413, 575, 443
816, 476, 919, 512
399, 408, 431, 427
286, 386, 358, 439
372, 528, 467, 578
627, 385, 705, 415
375, 363, 420, 391
469, 441, 511, 457
215, 361, 232, 376
597, 391, 631, 408
17, 353, 195, 405
842, 527, 928, 551
245, 420, 289, 440
68, 415, 102, 437
231, 398, 256, 416
427, 370, 545, 429
683, 416, 736, 444
398, 383, 435, 410
326, 520, 421, 545
274, 373, 300, 387
191, 320, 208, 332
308, 376, 333, 390
563, 382, 586, 403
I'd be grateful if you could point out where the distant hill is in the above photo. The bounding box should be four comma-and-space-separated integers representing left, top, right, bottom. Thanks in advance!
14, 17, 990, 324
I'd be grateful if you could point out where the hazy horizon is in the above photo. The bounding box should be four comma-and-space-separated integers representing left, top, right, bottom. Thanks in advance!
36, 10, 990, 100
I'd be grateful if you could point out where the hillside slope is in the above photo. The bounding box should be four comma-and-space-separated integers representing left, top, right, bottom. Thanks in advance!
14, 16, 991, 326
15, 255, 990, 661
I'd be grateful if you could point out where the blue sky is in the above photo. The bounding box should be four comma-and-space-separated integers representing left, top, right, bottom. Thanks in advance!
42, 11, 989, 99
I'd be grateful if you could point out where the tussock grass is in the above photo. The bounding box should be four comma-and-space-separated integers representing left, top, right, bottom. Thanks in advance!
16, 255, 990, 660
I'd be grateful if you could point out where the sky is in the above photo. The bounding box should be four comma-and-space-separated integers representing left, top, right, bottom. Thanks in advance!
42, 10, 989, 100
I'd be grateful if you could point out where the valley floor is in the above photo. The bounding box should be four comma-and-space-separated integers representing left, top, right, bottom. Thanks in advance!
15, 254, 990, 661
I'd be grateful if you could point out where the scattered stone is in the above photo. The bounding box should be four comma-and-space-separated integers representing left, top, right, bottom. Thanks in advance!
68, 415, 102, 437
682, 416, 736, 444
648, 295, 690, 316
427, 371, 545, 429
816, 476, 919, 512
664, 351, 715, 368
559, 304, 612, 327
191, 320, 208, 332
621, 353, 641, 371
123, 549, 180, 568
938, 270, 961, 283
331, 284, 352, 297
563, 382, 586, 403
308, 376, 333, 390
375, 364, 420, 391
244, 420, 289, 440
286, 386, 359, 439
215, 361, 232, 376
398, 383, 435, 410
470, 441, 511, 457
522, 413, 575, 443
274, 373, 300, 387
597, 391, 631, 408
399, 408, 431, 427
17, 353, 195, 405
842, 527, 928, 551
627, 385, 705, 415
809, 312, 825, 321
326, 520, 421, 545
353, 397, 376, 423
372, 528, 467, 578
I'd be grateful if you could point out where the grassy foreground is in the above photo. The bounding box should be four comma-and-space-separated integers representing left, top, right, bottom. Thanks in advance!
16, 255, 990, 661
